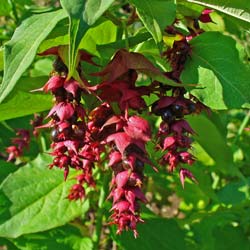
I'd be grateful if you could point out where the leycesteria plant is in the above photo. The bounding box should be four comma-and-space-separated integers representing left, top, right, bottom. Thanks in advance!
0, 1, 250, 250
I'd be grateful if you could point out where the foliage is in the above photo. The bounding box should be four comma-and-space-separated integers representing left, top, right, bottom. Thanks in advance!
0, 0, 250, 250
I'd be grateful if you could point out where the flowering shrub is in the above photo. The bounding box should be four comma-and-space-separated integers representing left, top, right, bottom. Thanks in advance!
0, 0, 250, 249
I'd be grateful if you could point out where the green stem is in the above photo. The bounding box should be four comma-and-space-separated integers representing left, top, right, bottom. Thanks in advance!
122, 20, 129, 50
92, 171, 111, 250
9, 0, 19, 24
233, 110, 250, 144
37, 133, 47, 153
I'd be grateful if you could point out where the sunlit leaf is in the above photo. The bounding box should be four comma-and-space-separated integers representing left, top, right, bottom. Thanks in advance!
0, 9, 67, 103
0, 154, 89, 238
182, 32, 250, 109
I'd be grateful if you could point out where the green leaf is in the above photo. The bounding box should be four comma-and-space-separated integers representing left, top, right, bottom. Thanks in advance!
118, 218, 186, 250
129, 0, 176, 43
8, 225, 93, 250
177, 0, 204, 18
0, 160, 17, 183
30, 58, 54, 77
0, 9, 67, 103
97, 32, 152, 59
84, 0, 115, 25
60, 0, 89, 79
80, 20, 117, 56
38, 19, 69, 54
187, 113, 234, 174
192, 210, 250, 250
0, 154, 89, 238
181, 32, 250, 109
0, 76, 52, 121
213, 225, 250, 250
0, 48, 4, 71
0, 91, 52, 121
0, 0, 12, 16
217, 178, 250, 205
187, 0, 250, 24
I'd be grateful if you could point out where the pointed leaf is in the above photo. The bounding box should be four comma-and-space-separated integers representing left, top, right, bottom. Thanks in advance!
187, 0, 250, 24
84, 0, 116, 25
0, 154, 89, 238
0, 9, 67, 103
181, 32, 250, 109
94, 49, 183, 87
60, 0, 89, 79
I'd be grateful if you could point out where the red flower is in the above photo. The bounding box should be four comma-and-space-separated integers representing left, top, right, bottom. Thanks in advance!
179, 168, 198, 188
199, 9, 214, 23
47, 102, 75, 121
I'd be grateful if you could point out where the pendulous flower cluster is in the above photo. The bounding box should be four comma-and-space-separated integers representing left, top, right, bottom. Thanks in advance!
32, 10, 214, 235
5, 129, 30, 162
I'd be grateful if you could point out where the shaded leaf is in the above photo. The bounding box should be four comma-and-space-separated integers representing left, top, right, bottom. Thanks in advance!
181, 32, 250, 109
0, 160, 17, 183
192, 210, 249, 250
0, 154, 89, 238
213, 225, 250, 250
0, 9, 67, 103
217, 178, 250, 205
118, 218, 186, 250
8, 225, 93, 250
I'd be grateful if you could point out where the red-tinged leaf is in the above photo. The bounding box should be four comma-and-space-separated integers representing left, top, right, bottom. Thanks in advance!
125, 190, 136, 206
111, 200, 130, 214
119, 87, 146, 111
131, 187, 148, 203
53, 140, 79, 154
115, 171, 130, 188
79, 49, 99, 66
107, 132, 132, 155
64, 79, 79, 96
163, 136, 176, 150
101, 115, 124, 131
108, 151, 122, 166
112, 188, 125, 203
47, 102, 75, 121
171, 120, 195, 136
124, 116, 151, 142
92, 49, 178, 86
43, 76, 65, 92
157, 96, 176, 109
39, 46, 97, 66
179, 168, 198, 188
63, 140, 80, 154
199, 9, 214, 23
38, 46, 59, 56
